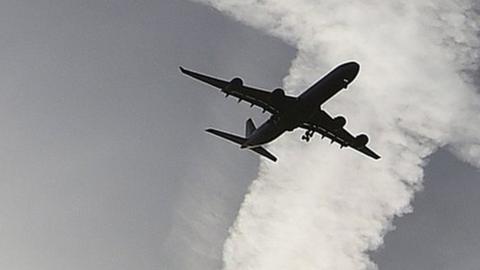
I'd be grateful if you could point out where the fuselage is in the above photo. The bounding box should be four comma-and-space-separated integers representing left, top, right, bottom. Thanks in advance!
242, 61, 360, 149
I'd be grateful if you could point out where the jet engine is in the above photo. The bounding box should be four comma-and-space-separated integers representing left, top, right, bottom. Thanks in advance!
353, 134, 369, 148
272, 88, 285, 97
331, 116, 347, 130
271, 88, 286, 103
224, 77, 243, 92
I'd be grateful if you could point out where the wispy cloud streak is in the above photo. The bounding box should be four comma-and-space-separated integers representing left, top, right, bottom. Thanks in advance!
196, 1, 480, 269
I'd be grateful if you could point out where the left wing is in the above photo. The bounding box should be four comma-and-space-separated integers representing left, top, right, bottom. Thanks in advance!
180, 67, 296, 114
301, 110, 381, 160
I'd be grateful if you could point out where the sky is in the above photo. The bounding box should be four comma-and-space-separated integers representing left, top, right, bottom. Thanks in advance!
0, 1, 478, 270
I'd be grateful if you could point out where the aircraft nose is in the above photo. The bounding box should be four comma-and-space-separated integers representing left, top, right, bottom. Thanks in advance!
342, 61, 360, 82
345, 61, 360, 74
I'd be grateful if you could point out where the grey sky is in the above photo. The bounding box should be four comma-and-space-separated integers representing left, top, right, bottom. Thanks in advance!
373, 149, 480, 270
0, 1, 478, 270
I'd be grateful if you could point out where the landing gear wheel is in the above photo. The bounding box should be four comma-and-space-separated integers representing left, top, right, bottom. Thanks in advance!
302, 130, 314, 142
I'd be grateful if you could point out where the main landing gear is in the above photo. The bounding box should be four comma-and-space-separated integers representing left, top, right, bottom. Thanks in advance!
301, 130, 314, 142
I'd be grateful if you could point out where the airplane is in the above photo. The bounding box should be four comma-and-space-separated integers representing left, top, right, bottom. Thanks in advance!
180, 62, 380, 162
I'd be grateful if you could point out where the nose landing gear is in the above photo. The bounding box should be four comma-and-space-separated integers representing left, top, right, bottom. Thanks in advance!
301, 130, 315, 142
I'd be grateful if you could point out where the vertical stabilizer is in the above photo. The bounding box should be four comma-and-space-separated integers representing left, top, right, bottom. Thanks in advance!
245, 118, 256, 137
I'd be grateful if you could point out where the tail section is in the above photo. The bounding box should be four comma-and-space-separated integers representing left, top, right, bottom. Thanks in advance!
205, 125, 277, 162
250, 146, 277, 162
245, 118, 256, 137
205, 129, 246, 144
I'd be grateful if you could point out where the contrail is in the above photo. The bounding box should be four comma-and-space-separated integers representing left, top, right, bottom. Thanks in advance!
195, 1, 480, 269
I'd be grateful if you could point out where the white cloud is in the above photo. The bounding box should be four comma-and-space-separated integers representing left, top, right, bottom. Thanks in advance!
195, 1, 480, 269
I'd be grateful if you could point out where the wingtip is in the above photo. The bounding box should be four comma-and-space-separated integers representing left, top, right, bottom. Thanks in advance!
179, 66, 186, 73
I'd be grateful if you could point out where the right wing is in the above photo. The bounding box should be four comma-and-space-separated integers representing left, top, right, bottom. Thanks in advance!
180, 67, 296, 114
301, 110, 381, 160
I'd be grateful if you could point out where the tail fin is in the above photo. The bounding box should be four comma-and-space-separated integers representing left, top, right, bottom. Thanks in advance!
245, 118, 256, 137
205, 128, 277, 162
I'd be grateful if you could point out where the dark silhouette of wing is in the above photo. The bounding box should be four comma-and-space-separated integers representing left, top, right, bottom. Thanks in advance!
180, 67, 296, 114
302, 110, 381, 160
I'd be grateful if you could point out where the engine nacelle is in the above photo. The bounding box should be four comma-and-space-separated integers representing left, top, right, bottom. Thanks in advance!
272, 88, 285, 97
224, 77, 243, 92
331, 116, 347, 130
271, 88, 286, 103
353, 134, 369, 148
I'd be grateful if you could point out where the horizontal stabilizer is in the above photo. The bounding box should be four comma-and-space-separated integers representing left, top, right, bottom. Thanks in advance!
205, 129, 246, 144
251, 146, 277, 162
205, 129, 277, 162
358, 146, 381, 160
